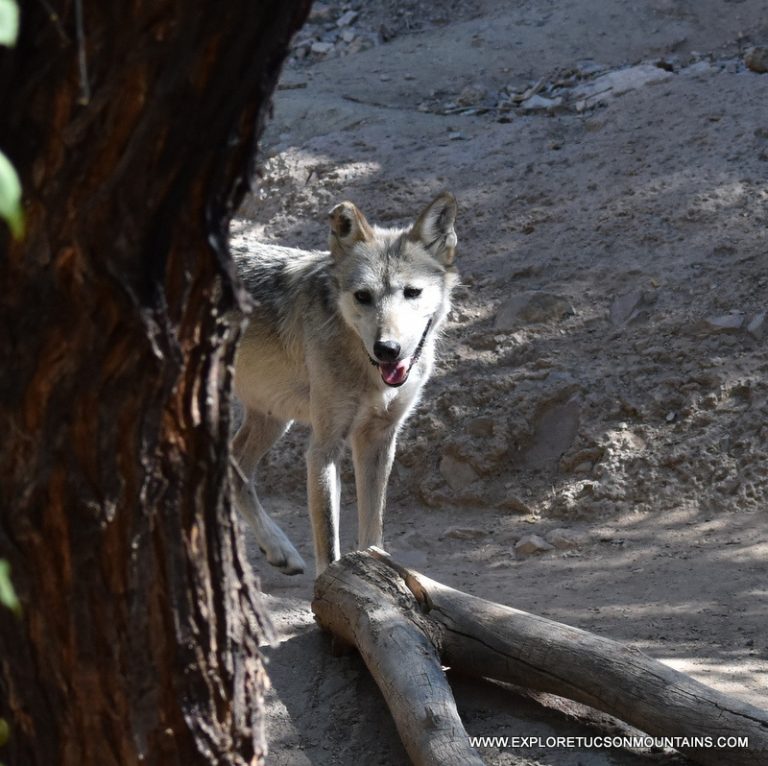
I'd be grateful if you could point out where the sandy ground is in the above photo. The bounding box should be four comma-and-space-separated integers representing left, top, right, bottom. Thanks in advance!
232, 1, 768, 763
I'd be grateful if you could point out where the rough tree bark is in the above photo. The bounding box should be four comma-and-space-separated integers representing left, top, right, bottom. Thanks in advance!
313, 549, 768, 766
0, 2, 310, 764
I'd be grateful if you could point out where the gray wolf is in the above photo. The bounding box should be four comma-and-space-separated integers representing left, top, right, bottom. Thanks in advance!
231, 192, 459, 575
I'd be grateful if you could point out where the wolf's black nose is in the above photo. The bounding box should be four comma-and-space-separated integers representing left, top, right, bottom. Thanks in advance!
373, 340, 401, 362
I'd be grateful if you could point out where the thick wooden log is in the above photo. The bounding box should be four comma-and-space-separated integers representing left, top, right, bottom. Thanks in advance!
401, 563, 768, 766
312, 549, 768, 766
312, 553, 484, 766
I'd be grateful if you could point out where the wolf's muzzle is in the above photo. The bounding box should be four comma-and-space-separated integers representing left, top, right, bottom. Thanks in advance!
367, 316, 433, 387
373, 339, 401, 363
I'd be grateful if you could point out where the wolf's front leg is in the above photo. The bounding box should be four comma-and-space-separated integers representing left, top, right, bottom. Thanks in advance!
351, 425, 398, 550
306, 437, 343, 575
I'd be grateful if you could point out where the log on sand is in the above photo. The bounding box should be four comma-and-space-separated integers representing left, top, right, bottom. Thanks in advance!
311, 548, 768, 766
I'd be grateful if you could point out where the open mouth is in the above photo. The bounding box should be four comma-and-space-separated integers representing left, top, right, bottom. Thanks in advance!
376, 358, 413, 387
367, 317, 433, 388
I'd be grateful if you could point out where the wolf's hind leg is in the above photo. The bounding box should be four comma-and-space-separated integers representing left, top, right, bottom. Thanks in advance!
231, 409, 305, 575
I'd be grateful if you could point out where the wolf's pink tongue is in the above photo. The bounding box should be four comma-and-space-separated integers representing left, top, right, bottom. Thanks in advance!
380, 360, 409, 386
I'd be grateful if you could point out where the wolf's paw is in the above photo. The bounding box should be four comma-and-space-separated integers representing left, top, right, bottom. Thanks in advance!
261, 540, 306, 575
240, 499, 306, 575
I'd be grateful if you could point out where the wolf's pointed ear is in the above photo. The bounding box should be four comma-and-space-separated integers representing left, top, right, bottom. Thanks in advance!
408, 192, 458, 265
328, 201, 374, 259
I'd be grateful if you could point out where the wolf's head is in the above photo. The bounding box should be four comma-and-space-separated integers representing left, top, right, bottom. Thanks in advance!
329, 192, 459, 388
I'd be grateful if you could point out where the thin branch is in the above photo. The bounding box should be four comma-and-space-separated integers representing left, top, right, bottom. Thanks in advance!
34, 0, 70, 43
74, 0, 90, 105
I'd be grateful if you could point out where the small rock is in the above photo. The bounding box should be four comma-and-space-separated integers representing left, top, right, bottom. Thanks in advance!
336, 10, 359, 27
572, 64, 673, 107
494, 292, 575, 330
378, 23, 396, 43
575, 59, 605, 76
515, 534, 554, 556
610, 290, 643, 325
457, 83, 489, 106
700, 313, 745, 333
347, 38, 369, 55
310, 41, 334, 55
549, 480, 600, 516
525, 397, 581, 470
745, 47, 768, 74
746, 312, 766, 339
309, 2, 333, 22
665, 411, 677, 423
520, 94, 562, 112
682, 60, 716, 78
340, 28, 356, 43
717, 477, 741, 495
498, 494, 533, 514
448, 131, 465, 141
277, 75, 308, 90
609, 289, 656, 325
546, 528, 588, 550
439, 453, 479, 492
442, 526, 487, 541
560, 447, 604, 473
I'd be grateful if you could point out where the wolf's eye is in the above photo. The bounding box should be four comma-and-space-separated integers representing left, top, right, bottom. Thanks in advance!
354, 290, 373, 305
404, 286, 422, 299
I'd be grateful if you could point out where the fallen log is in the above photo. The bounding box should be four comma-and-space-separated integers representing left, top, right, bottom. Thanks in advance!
311, 548, 768, 766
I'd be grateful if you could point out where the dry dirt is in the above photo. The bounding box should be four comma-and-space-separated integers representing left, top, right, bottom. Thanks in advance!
232, 1, 768, 763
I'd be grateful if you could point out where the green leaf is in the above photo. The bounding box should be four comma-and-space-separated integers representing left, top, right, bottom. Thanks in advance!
0, 150, 23, 240
0, 560, 20, 616
0, 717, 9, 746
0, 0, 19, 47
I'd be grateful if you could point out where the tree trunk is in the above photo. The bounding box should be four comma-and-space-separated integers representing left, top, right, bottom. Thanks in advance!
313, 549, 768, 766
0, 2, 310, 764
